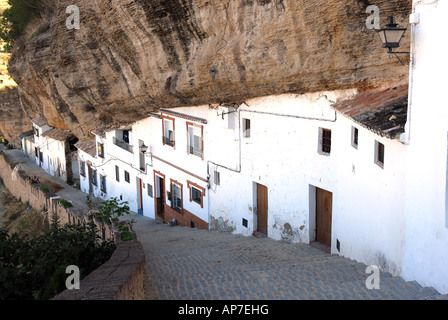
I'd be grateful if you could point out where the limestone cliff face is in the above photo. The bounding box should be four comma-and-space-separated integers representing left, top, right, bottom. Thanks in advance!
0, 86, 29, 145
7, 0, 411, 139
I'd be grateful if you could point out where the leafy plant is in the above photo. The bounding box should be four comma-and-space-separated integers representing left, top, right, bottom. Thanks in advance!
95, 197, 134, 241
40, 186, 49, 193
58, 199, 73, 209
0, 0, 42, 52
0, 217, 116, 300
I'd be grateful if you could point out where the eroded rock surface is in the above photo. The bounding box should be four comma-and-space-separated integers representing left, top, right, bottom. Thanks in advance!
7, 0, 411, 140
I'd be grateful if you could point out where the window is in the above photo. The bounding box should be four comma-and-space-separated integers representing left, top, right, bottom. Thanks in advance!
115, 165, 120, 182
80, 161, 86, 177
92, 169, 98, 186
34, 127, 39, 137
122, 130, 130, 144
187, 123, 203, 158
187, 181, 205, 208
351, 126, 359, 149
139, 140, 146, 171
97, 143, 104, 158
171, 180, 183, 213
162, 116, 175, 147
100, 175, 106, 193
214, 170, 220, 186
124, 170, 130, 183
243, 118, 251, 138
147, 184, 153, 198
320, 128, 332, 154
375, 141, 385, 168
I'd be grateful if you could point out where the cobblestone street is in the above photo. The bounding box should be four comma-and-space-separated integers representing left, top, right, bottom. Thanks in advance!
130, 214, 448, 300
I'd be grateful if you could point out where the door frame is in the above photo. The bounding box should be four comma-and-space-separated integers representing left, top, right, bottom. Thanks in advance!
309, 185, 333, 252
153, 170, 165, 219
255, 182, 268, 236
136, 177, 143, 215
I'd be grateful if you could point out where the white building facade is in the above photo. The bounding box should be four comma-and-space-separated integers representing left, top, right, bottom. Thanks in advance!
68, 0, 447, 294
399, 0, 448, 294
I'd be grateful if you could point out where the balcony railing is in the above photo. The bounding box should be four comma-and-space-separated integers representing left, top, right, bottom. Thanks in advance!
189, 146, 202, 158
113, 137, 133, 153
163, 136, 174, 147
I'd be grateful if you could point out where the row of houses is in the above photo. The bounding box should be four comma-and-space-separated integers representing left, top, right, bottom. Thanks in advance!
20, 0, 448, 294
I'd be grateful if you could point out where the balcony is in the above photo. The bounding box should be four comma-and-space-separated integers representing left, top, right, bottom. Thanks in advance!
113, 137, 133, 153
189, 146, 202, 158
163, 136, 174, 147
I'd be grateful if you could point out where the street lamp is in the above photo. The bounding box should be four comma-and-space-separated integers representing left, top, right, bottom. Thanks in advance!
140, 143, 148, 153
377, 16, 409, 54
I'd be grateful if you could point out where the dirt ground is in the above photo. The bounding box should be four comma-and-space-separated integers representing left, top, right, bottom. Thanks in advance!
0, 186, 48, 238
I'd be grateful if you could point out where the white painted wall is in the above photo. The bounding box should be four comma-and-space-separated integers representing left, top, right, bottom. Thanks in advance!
41, 137, 69, 181
401, 0, 448, 294
334, 115, 407, 276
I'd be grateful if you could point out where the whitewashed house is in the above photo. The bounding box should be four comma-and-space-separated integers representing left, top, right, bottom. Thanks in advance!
398, 0, 448, 294
28, 117, 79, 184
69, 0, 446, 294
75, 110, 210, 229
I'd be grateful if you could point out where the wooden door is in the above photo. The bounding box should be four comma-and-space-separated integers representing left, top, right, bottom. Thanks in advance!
137, 178, 143, 215
316, 187, 333, 248
155, 175, 165, 218
257, 183, 268, 235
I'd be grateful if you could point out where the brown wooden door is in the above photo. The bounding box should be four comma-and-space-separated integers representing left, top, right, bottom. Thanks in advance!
257, 183, 268, 235
316, 187, 333, 248
155, 175, 165, 217
137, 178, 143, 215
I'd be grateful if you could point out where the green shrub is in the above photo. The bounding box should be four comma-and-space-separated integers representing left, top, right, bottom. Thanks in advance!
58, 199, 73, 209
0, 0, 42, 52
0, 219, 116, 300
95, 197, 134, 242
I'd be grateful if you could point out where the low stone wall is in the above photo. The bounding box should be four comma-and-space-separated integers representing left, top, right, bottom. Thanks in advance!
0, 150, 147, 300
0, 150, 113, 239
52, 241, 146, 300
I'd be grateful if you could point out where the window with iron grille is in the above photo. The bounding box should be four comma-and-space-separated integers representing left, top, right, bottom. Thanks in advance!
375, 141, 385, 168
97, 143, 104, 158
191, 186, 202, 205
92, 169, 98, 186
171, 181, 182, 213
320, 128, 332, 154
352, 126, 359, 149
187, 181, 205, 208
187, 123, 203, 158
162, 118, 175, 147
214, 170, 220, 186
100, 175, 106, 193
243, 118, 251, 138
124, 170, 130, 183
147, 184, 153, 198
80, 161, 86, 177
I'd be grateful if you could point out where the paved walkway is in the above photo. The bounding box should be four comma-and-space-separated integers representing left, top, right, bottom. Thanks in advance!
129, 214, 448, 300
2, 148, 89, 212
3, 147, 448, 300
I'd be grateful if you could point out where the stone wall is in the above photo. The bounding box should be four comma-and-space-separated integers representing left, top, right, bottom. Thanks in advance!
0, 149, 146, 300
52, 241, 146, 300
0, 149, 112, 238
